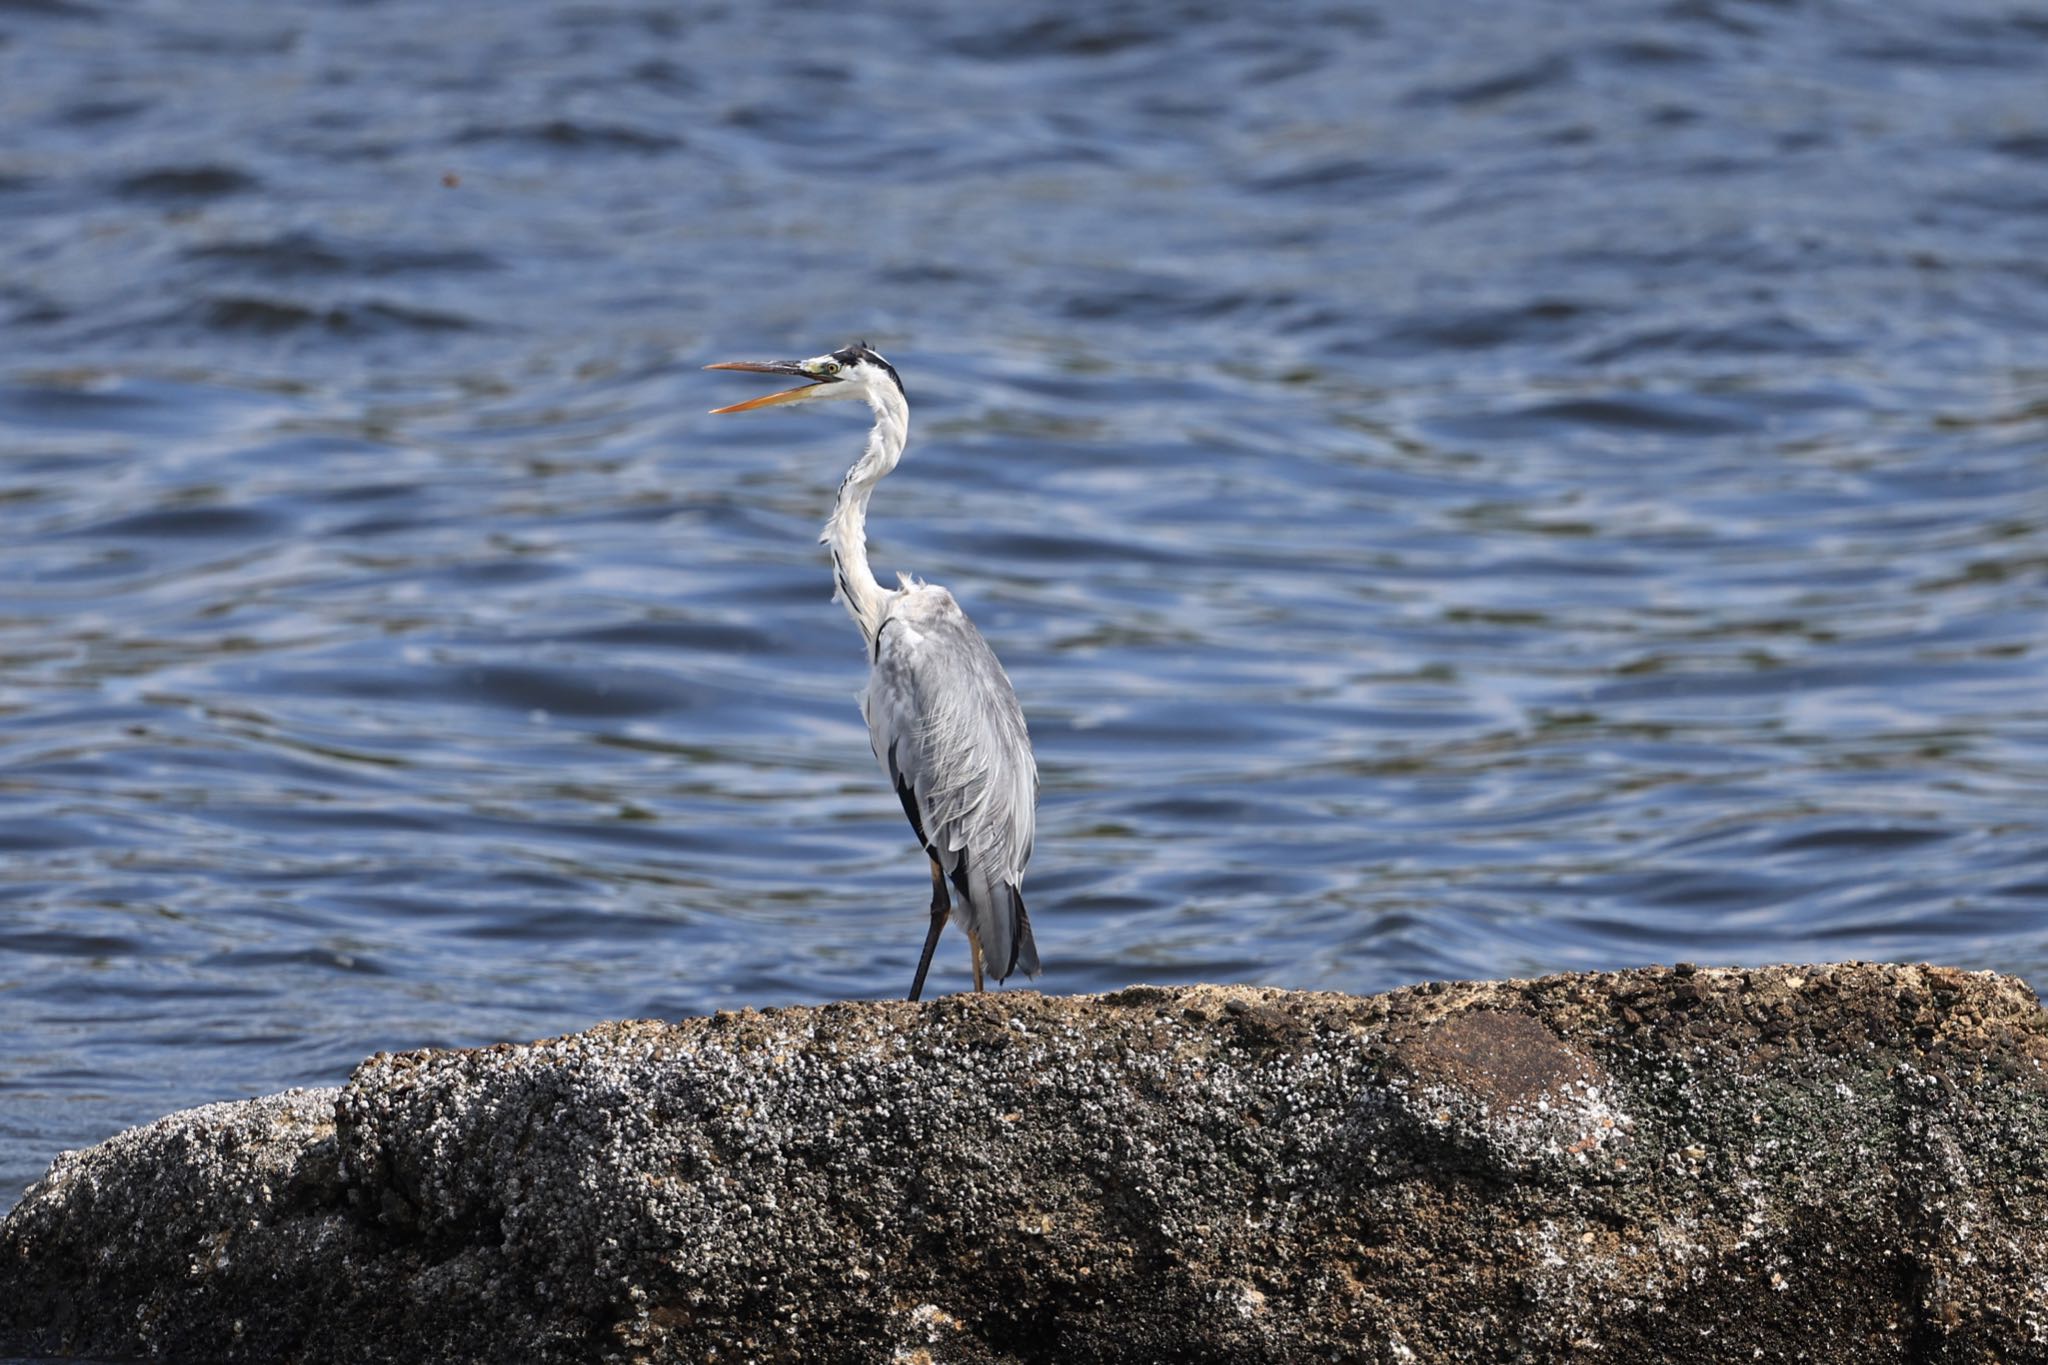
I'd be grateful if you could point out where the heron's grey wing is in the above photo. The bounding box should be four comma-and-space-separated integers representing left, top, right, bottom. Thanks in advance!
863, 587, 1039, 981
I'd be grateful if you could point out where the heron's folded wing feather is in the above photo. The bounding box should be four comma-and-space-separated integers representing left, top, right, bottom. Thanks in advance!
862, 588, 1038, 977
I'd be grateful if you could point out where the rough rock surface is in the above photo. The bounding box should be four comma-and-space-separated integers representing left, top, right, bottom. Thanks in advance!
5, 963, 2048, 1363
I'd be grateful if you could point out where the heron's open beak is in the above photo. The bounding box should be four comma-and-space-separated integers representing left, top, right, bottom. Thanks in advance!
704, 360, 832, 414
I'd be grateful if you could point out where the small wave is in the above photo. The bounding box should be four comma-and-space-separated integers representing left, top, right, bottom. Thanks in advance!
1768, 826, 1952, 856
1576, 316, 1851, 364
1990, 133, 2048, 162
1847, 26, 2045, 71
0, 928, 142, 957
0, 378, 160, 424
1524, 395, 1757, 434
946, 17, 1164, 60
628, 59, 698, 93
1430, 393, 1760, 441
283, 662, 701, 720
60, 96, 148, 125
0, 817, 106, 853
184, 232, 501, 279
183, 295, 477, 336
199, 947, 390, 976
1056, 271, 1302, 323
78, 504, 280, 539
113, 164, 257, 199
455, 120, 680, 154
0, 0, 102, 17
1243, 156, 1444, 199
3, 284, 63, 326
1405, 53, 1574, 107
1597, 39, 1710, 67
1376, 299, 1596, 353
969, 528, 1192, 566
549, 620, 782, 653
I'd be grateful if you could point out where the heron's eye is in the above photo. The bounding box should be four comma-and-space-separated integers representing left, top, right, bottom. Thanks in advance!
818, 360, 841, 376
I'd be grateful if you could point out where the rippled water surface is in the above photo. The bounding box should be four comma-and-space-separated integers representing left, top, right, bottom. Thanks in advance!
3, 0, 2047, 1202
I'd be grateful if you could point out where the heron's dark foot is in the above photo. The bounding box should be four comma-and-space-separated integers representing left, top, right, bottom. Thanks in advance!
907, 855, 949, 1002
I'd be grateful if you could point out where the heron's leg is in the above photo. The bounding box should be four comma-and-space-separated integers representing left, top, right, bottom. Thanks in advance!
907, 855, 949, 1003
970, 934, 985, 993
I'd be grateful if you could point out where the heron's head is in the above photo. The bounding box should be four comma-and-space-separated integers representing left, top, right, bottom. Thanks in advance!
705, 342, 904, 414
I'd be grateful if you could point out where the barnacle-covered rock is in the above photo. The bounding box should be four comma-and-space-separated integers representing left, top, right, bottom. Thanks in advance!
4, 963, 2046, 1363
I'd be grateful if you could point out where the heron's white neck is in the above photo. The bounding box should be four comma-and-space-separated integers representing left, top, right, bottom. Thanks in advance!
822, 384, 909, 644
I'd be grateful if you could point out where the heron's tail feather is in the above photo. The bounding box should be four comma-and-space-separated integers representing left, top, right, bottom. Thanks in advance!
952, 863, 1040, 985
1004, 885, 1041, 981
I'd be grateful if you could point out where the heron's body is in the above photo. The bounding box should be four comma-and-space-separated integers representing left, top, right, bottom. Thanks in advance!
865, 582, 1038, 990
709, 343, 1039, 999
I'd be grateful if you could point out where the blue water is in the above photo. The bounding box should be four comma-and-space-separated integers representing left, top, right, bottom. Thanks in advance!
2, 0, 2047, 1206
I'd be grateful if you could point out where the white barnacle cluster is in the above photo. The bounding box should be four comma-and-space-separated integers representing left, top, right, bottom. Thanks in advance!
1358, 1067, 1638, 1184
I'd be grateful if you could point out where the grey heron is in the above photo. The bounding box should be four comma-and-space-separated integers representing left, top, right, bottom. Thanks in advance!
707, 343, 1041, 1001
